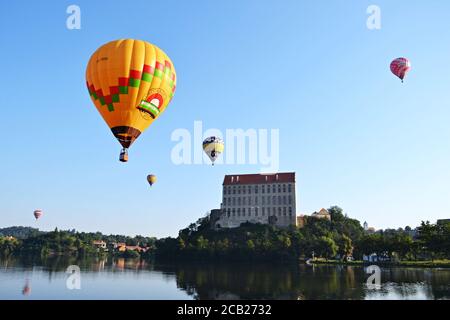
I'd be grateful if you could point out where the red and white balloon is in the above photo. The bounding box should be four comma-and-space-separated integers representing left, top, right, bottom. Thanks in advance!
390, 57, 411, 82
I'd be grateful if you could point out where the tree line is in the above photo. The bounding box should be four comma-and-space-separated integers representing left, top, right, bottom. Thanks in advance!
1, 207, 449, 263
0, 227, 156, 258
155, 206, 450, 262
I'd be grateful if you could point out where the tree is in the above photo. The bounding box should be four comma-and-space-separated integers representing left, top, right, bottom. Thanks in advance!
178, 238, 186, 250
389, 233, 413, 260
340, 234, 353, 260
328, 206, 345, 222
316, 236, 338, 261
417, 221, 440, 261
196, 236, 209, 250
246, 239, 255, 250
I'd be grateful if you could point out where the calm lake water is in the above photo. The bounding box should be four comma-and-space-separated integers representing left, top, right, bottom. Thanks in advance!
0, 256, 449, 300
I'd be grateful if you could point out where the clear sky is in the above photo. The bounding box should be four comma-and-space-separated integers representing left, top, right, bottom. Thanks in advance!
0, 1, 449, 238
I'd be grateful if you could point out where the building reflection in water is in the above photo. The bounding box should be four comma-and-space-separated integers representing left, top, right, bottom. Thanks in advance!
153, 262, 448, 300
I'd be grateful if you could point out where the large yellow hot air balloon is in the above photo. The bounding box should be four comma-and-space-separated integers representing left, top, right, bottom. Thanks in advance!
86, 39, 177, 162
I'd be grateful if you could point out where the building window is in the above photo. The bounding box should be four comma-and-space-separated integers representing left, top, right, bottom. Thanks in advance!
243, 187, 246, 194
283, 195, 287, 205
233, 187, 236, 194
232, 208, 235, 216
255, 197, 258, 204
267, 196, 271, 205
278, 207, 282, 216
278, 184, 281, 193
262, 207, 265, 216
237, 208, 241, 217
248, 197, 252, 205
255, 185, 258, 193
262, 185, 265, 193
242, 208, 246, 216
272, 185, 276, 193
272, 196, 276, 205
262, 197, 265, 205
288, 184, 292, 193
238, 197, 241, 205
289, 207, 292, 216
255, 207, 258, 216
283, 207, 287, 216
283, 184, 286, 193
238, 186, 241, 194
232, 198, 236, 205
243, 197, 246, 205
227, 209, 231, 218
288, 195, 292, 204
278, 195, 281, 205
248, 186, 251, 194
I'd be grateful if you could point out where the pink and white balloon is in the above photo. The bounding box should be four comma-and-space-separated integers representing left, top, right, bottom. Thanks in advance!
33, 209, 43, 220
390, 57, 411, 82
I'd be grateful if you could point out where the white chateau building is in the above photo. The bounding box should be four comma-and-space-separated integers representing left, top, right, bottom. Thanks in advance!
212, 172, 297, 229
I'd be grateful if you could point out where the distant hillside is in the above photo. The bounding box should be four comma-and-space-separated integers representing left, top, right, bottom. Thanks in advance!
0, 226, 42, 239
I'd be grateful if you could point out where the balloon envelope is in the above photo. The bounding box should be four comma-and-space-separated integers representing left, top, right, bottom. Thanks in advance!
203, 137, 224, 164
86, 39, 177, 156
33, 210, 42, 220
390, 57, 411, 81
147, 174, 157, 186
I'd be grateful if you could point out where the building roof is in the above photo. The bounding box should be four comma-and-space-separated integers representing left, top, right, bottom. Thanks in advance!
223, 172, 295, 185
314, 208, 329, 215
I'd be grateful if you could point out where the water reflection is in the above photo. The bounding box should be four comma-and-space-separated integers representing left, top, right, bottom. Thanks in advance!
0, 256, 449, 300
160, 262, 449, 300
22, 279, 31, 296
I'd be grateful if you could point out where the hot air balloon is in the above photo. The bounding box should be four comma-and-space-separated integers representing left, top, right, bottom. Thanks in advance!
147, 174, 157, 187
86, 39, 177, 162
203, 137, 224, 165
390, 57, 411, 83
33, 210, 43, 220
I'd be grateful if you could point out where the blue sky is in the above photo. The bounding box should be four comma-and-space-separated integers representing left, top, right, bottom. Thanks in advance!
0, 1, 449, 237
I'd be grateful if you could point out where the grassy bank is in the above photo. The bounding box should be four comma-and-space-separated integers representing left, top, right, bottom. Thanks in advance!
311, 258, 450, 268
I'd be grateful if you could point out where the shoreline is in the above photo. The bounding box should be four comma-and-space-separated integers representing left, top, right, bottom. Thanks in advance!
309, 259, 450, 269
